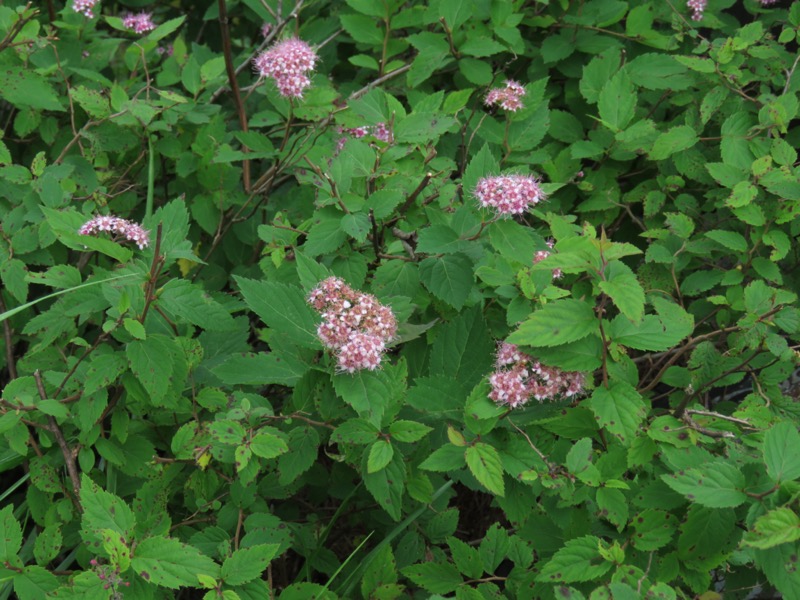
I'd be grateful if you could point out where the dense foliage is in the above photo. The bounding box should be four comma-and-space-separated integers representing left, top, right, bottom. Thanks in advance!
2, 0, 800, 598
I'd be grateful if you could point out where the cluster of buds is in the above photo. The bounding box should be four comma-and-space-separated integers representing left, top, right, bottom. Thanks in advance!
261, 23, 273, 38
489, 342, 586, 408
485, 80, 527, 112
308, 277, 397, 373
686, 0, 707, 20
78, 215, 150, 249
253, 37, 318, 98
334, 123, 392, 153
72, 0, 99, 18
89, 559, 130, 597
474, 174, 546, 216
122, 12, 157, 34
533, 239, 562, 279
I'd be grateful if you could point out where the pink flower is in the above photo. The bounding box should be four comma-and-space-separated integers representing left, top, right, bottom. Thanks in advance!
122, 12, 157, 34
253, 37, 318, 98
533, 240, 562, 279
79, 215, 150, 249
760, 0, 778, 5
474, 174, 546, 216
308, 277, 396, 373
261, 23, 273, 38
488, 342, 586, 408
372, 122, 392, 143
687, 0, 707, 20
485, 80, 527, 112
72, 0, 99, 18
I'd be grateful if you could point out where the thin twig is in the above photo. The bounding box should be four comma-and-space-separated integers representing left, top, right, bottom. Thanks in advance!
218, 0, 251, 191
34, 370, 82, 511
0, 296, 17, 380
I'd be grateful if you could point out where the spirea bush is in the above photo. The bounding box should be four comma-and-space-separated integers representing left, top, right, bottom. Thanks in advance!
2, 0, 800, 598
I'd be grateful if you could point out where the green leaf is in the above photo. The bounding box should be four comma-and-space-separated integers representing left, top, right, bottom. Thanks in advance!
586, 381, 646, 446
367, 440, 394, 473
705, 229, 748, 252
402, 562, 463, 594
388, 420, 432, 443
419, 444, 467, 472
662, 461, 747, 507
132, 536, 219, 589
235, 278, 320, 349
419, 253, 474, 310
763, 421, 800, 483
126, 335, 176, 404
158, 279, 235, 331
508, 299, 598, 347
631, 509, 678, 551
596, 487, 628, 530
429, 305, 494, 390
465, 443, 505, 496
463, 143, 500, 200
395, 112, 456, 143
278, 426, 319, 485
212, 351, 308, 387
447, 536, 483, 578
534, 336, 604, 372
536, 535, 612, 583
333, 368, 395, 427
598, 69, 636, 130
250, 432, 289, 459
146, 15, 186, 42
0, 68, 63, 111
363, 449, 405, 521
566, 438, 601, 486
80, 474, 136, 545
626, 54, 691, 91
743, 507, 800, 549
677, 506, 739, 571
649, 125, 699, 160
332, 419, 380, 445
598, 262, 645, 323
221, 544, 279, 586
0, 505, 22, 562
13, 566, 59, 600
415, 225, 464, 254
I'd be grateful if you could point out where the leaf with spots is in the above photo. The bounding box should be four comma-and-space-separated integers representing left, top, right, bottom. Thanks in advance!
79, 475, 136, 547
221, 543, 280, 586
465, 442, 505, 497
662, 461, 747, 508
536, 535, 612, 583
586, 381, 646, 447
0, 505, 22, 562
131, 536, 219, 589
630, 509, 677, 551
363, 448, 406, 521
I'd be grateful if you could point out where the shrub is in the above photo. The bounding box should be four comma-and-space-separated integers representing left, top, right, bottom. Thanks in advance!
1, 0, 800, 598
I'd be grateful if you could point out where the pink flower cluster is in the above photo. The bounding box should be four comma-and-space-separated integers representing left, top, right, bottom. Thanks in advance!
253, 37, 318, 98
78, 215, 150, 250
686, 0, 707, 20
90, 558, 130, 592
485, 80, 526, 112
72, 0, 99, 18
474, 174, 546, 216
489, 343, 586, 408
308, 277, 397, 373
533, 239, 562, 279
123, 12, 157, 34
335, 123, 392, 153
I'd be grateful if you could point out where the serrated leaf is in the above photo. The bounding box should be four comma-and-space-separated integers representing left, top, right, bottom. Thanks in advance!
598, 69, 636, 130
250, 432, 289, 459
536, 535, 612, 583
586, 381, 646, 446
221, 544, 279, 585
419, 444, 467, 471
743, 507, 800, 549
419, 253, 474, 310
132, 536, 219, 589
705, 229, 748, 252
662, 461, 747, 507
763, 421, 800, 483
235, 278, 320, 349
363, 449, 405, 521
80, 474, 135, 545
631, 509, 677, 551
388, 420, 432, 443
465, 443, 505, 496
599, 263, 644, 323
508, 299, 598, 347
649, 126, 698, 160
402, 562, 462, 594
0, 505, 22, 561
126, 335, 175, 404
367, 440, 394, 473
332, 419, 379, 445
463, 144, 500, 202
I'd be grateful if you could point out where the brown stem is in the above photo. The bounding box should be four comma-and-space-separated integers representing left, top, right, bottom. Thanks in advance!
0, 295, 17, 380
218, 0, 251, 192
139, 224, 164, 325
0, 4, 36, 53
34, 370, 82, 511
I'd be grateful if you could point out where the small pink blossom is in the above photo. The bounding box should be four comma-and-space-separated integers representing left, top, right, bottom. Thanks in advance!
488, 342, 586, 408
261, 23, 273, 38
372, 122, 391, 143
485, 80, 527, 112
687, 0, 707, 20
308, 277, 397, 373
72, 0, 99, 18
334, 123, 393, 155
79, 215, 150, 249
474, 174, 546, 216
533, 240, 562, 279
760, 0, 778, 5
122, 12, 156, 34
253, 37, 318, 98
